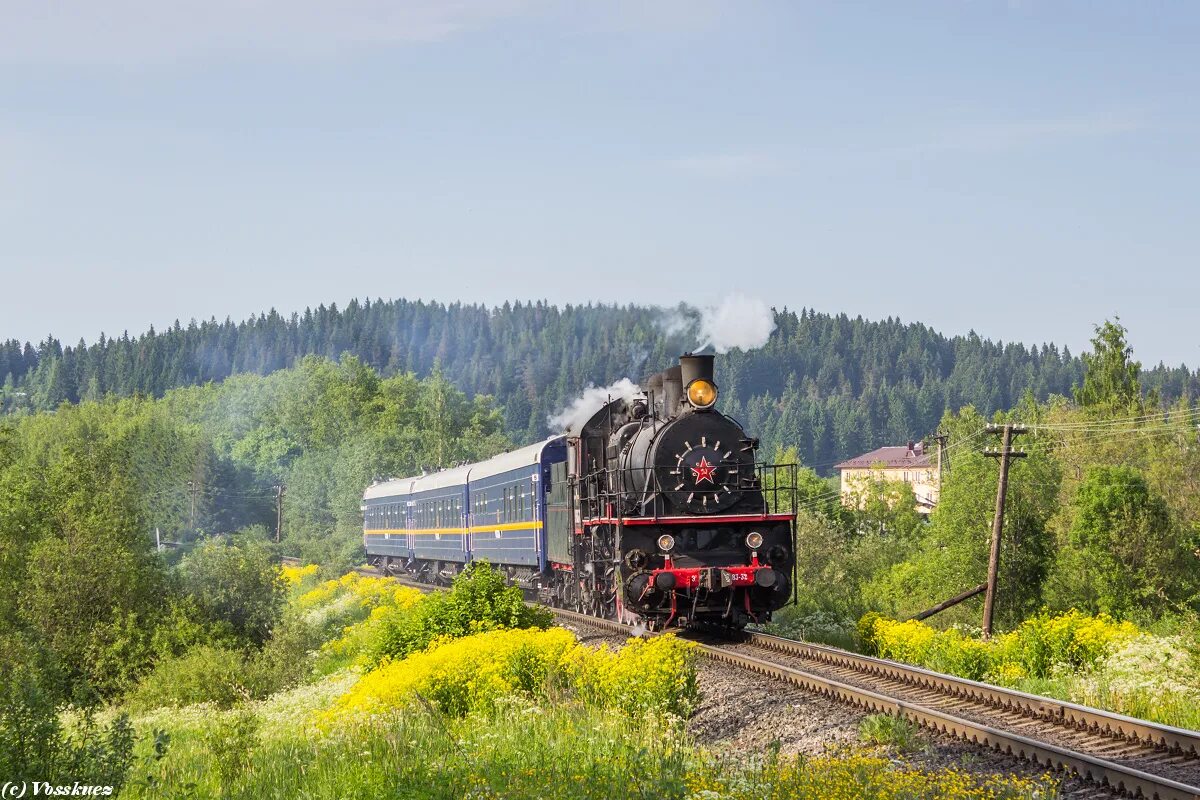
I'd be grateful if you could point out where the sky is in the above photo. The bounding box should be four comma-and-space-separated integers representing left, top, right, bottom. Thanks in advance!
1, 1, 1197, 366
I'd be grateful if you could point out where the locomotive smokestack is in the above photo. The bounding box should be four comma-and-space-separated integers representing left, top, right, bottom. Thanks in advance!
679, 353, 718, 411
662, 366, 683, 419
646, 373, 665, 418
679, 353, 715, 387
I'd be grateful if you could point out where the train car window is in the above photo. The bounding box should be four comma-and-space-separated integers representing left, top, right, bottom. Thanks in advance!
518, 485, 525, 519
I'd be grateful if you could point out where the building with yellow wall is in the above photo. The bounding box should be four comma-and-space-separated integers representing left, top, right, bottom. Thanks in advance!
834, 441, 940, 513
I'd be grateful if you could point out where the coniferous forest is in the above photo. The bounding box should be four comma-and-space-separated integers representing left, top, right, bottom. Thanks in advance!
4, 299, 1199, 469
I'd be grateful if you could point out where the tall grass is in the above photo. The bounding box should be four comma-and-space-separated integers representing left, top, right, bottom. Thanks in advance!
124, 701, 1053, 800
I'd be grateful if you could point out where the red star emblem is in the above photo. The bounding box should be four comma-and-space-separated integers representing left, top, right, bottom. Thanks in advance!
690, 456, 717, 485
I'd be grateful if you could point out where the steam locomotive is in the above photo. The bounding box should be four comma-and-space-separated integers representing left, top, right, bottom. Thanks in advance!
362, 354, 796, 628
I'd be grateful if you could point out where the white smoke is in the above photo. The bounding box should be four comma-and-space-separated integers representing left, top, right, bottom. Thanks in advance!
654, 303, 699, 339
547, 378, 642, 432
653, 294, 777, 354
698, 294, 777, 353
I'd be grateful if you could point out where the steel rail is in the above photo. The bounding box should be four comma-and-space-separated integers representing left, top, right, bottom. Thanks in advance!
743, 630, 1200, 756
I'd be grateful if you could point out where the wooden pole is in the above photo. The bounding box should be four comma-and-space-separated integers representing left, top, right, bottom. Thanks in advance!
188, 481, 197, 533
912, 582, 987, 621
981, 424, 1027, 638
275, 485, 285, 544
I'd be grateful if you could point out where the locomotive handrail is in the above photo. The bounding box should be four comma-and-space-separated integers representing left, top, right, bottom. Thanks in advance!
574, 461, 800, 520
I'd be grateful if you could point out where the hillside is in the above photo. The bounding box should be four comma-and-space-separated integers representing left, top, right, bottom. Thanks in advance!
3, 300, 1197, 469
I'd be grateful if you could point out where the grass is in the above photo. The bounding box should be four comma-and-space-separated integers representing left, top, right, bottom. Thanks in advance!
858, 713, 924, 752
123, 700, 1054, 800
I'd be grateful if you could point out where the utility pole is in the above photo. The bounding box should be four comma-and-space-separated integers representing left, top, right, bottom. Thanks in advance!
187, 481, 197, 534
981, 424, 1027, 639
932, 433, 949, 494
275, 485, 286, 544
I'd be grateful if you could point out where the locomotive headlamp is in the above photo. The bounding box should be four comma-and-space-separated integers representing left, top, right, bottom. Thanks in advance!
657, 534, 676, 552
745, 532, 764, 550
685, 379, 718, 409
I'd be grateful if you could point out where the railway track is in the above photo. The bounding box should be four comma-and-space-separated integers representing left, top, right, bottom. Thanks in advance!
284, 559, 1200, 799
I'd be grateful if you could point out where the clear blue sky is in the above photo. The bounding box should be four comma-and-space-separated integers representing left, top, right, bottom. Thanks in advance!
1, 2, 1196, 366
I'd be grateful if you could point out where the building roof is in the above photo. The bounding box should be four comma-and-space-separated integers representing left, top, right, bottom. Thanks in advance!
835, 443, 931, 470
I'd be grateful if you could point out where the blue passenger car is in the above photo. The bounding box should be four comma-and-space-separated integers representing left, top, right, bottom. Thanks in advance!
362, 437, 567, 581
362, 478, 413, 560
408, 465, 472, 565
468, 437, 567, 571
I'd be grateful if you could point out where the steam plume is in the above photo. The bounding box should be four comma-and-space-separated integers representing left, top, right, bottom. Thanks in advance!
547, 378, 641, 432
699, 294, 776, 353
653, 294, 777, 353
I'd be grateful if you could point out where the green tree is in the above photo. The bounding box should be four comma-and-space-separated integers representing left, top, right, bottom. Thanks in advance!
178, 539, 286, 647
1048, 465, 1198, 617
1074, 319, 1142, 411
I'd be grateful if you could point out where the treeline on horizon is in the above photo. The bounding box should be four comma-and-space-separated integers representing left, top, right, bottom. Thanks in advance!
3, 299, 1200, 469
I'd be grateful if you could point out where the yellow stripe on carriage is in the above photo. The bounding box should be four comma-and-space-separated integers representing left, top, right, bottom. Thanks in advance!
363, 528, 465, 537
468, 521, 543, 534
364, 521, 543, 537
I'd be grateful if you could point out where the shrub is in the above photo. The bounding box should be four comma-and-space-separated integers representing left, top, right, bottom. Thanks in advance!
280, 563, 319, 590
324, 627, 699, 725
365, 562, 552, 667
149, 595, 232, 660
562, 634, 699, 718
868, 610, 1138, 684
178, 539, 286, 647
204, 708, 260, 791
128, 645, 260, 711
247, 612, 324, 694
326, 627, 580, 721
857, 612, 884, 654
994, 609, 1137, 678
0, 669, 135, 789
317, 586, 424, 673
